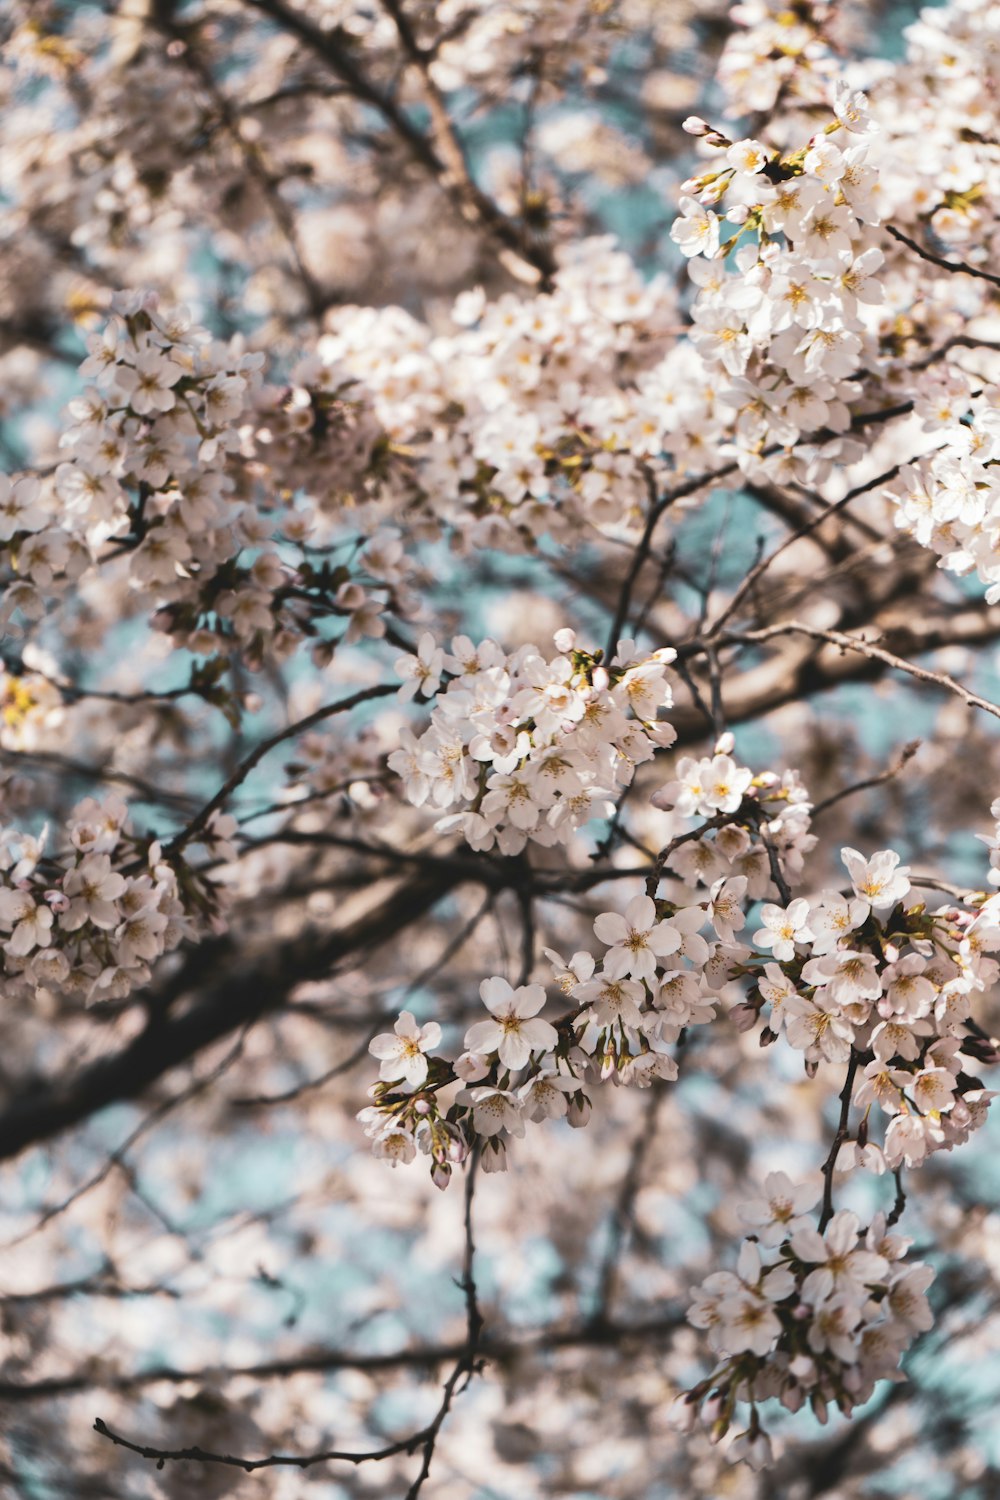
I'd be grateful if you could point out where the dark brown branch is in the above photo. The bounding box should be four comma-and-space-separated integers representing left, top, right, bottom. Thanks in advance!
93, 1417, 427, 1475
404, 1152, 484, 1497
5, 1307, 684, 1403
0, 867, 455, 1166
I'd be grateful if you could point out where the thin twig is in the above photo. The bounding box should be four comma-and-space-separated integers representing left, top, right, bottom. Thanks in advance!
703, 463, 903, 638
811, 740, 921, 818
886, 224, 1000, 289
818, 1050, 860, 1232
165, 683, 396, 855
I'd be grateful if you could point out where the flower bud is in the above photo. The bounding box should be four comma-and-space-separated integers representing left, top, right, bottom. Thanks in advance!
567, 1093, 592, 1128
430, 1160, 452, 1190
667, 1394, 697, 1432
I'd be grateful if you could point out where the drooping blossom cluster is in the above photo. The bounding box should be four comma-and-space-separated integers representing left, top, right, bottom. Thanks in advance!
679, 1197, 934, 1468
363, 742, 814, 1176
721, 846, 999, 1171
885, 394, 1000, 599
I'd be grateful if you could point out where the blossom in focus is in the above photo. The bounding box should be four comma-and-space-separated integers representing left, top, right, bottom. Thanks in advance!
369, 1010, 442, 1088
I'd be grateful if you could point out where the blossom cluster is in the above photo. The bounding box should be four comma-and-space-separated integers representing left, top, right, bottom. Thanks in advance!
680, 1192, 934, 1468
723, 846, 998, 1171
885, 392, 1000, 600
389, 632, 678, 855
0, 794, 197, 1009
669, 89, 888, 489
310, 238, 691, 549
363, 744, 821, 1177
0, 295, 432, 686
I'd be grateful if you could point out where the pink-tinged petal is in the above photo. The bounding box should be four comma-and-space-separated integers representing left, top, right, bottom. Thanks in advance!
498, 1032, 532, 1071
790, 1226, 827, 1263
850, 1251, 889, 1282
631, 948, 657, 982
601, 948, 631, 981
419, 1021, 442, 1049
594, 912, 628, 945
824, 1210, 860, 1255
801, 1267, 834, 1304
465, 1019, 503, 1054
521, 1018, 558, 1052
737, 1240, 762, 1283
368, 1035, 401, 1060
625, 893, 656, 930
6, 923, 36, 956
395, 1010, 420, 1038
480, 976, 513, 1013
763, 1268, 796, 1301
403, 1055, 429, 1087
508, 799, 539, 830
647, 923, 682, 957
792, 1178, 823, 1213
512, 984, 547, 1018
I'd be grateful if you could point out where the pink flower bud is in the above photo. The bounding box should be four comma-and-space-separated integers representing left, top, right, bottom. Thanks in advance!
567, 1094, 592, 1128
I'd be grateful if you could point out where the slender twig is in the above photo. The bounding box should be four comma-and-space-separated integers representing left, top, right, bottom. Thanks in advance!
404, 1152, 484, 1498
592, 1088, 665, 1323
818, 1050, 860, 1232
886, 223, 1000, 289
93, 1152, 487, 1483
165, 683, 396, 855
722, 622, 1000, 725
605, 461, 740, 658
811, 740, 921, 818
703, 463, 904, 639
93, 1418, 433, 1475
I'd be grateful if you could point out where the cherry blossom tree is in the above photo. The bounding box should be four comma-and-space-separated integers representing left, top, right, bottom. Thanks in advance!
3, 1, 1000, 1496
